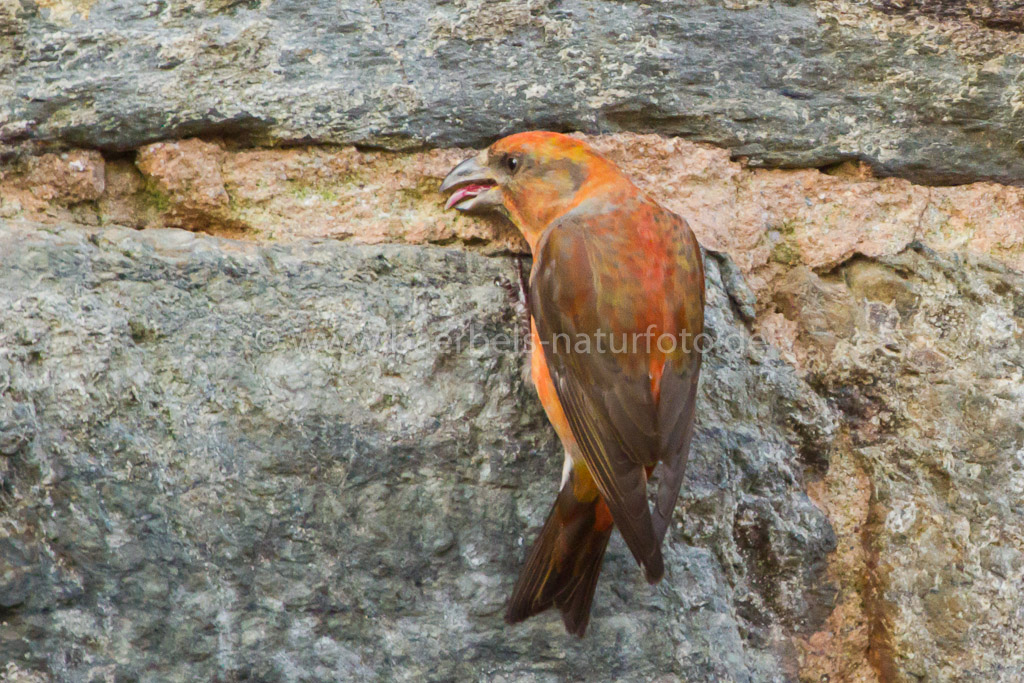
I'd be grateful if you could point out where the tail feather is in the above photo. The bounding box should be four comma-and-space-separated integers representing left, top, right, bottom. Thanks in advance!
505, 474, 613, 637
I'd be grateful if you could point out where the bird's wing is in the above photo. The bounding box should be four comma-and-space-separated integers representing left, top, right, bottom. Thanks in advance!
650, 346, 701, 545
651, 212, 704, 544
529, 206, 704, 580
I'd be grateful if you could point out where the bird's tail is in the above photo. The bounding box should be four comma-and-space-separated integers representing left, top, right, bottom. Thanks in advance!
504, 471, 614, 637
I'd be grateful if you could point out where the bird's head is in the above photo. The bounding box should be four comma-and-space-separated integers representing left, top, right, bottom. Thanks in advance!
441, 131, 625, 248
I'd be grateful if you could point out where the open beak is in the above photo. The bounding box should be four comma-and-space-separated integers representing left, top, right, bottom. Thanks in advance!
441, 152, 501, 212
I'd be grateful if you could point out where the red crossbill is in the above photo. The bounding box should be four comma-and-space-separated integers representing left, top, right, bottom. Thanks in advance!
442, 132, 705, 636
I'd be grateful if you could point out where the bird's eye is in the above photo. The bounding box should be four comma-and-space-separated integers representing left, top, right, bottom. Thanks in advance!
505, 156, 519, 173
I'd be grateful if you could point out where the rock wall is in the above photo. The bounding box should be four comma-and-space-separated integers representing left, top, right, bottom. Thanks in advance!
0, 223, 838, 682
2, 1, 1024, 682
4, 0, 1024, 184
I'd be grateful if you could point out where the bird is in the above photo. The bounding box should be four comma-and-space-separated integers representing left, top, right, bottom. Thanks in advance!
441, 132, 705, 636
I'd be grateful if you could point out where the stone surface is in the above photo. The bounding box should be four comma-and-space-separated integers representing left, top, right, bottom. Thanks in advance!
786, 249, 1024, 681
4, 3, 1024, 672
2, 124, 1024, 679
5, 1, 1024, 184
0, 221, 838, 682
5, 134, 1024, 275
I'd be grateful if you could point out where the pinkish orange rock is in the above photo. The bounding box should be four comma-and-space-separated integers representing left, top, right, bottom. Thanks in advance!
3, 134, 1023, 280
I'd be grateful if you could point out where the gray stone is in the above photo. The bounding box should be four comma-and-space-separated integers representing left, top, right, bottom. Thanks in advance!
0, 220, 835, 682
3, 1, 1024, 184
798, 247, 1024, 681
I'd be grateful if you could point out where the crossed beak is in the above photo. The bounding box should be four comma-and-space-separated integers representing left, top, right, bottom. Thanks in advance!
440, 152, 501, 212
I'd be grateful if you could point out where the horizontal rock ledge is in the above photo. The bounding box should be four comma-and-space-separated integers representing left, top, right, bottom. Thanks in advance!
3, 134, 1024, 291
3, 1, 1024, 185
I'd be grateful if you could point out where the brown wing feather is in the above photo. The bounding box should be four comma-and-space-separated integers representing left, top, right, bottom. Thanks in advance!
530, 206, 703, 580
651, 353, 701, 544
651, 217, 704, 543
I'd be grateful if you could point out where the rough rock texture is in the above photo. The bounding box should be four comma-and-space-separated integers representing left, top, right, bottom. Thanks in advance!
0, 221, 839, 682
783, 249, 1024, 681
2, 126, 1024, 679
5, 0, 1024, 184
4, 2, 1024, 674
0, 140, 526, 251
4, 134, 1024, 274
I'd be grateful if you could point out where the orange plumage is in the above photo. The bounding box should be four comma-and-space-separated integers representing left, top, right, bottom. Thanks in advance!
442, 132, 705, 636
